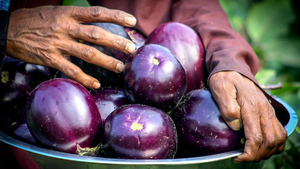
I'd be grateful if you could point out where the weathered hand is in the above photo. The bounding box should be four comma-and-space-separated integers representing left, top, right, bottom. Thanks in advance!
6, 5, 137, 89
209, 71, 287, 162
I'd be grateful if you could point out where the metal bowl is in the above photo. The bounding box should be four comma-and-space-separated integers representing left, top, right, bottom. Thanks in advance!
0, 97, 297, 169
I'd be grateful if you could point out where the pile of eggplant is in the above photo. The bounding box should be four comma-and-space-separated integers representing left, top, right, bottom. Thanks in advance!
1, 22, 243, 159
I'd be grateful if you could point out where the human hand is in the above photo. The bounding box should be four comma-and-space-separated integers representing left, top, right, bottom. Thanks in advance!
209, 71, 287, 163
6, 5, 137, 89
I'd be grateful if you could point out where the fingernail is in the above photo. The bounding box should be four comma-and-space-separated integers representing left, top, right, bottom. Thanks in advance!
228, 119, 242, 131
125, 42, 136, 54
125, 16, 137, 26
92, 81, 100, 89
116, 62, 125, 73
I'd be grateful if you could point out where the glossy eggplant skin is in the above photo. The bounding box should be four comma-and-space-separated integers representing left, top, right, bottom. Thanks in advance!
173, 89, 244, 157
146, 22, 207, 93
91, 87, 130, 124
0, 56, 52, 116
25, 78, 102, 154
102, 104, 178, 159
124, 44, 187, 112
8, 108, 37, 145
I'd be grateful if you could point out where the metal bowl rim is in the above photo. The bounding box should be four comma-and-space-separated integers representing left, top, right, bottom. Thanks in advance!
0, 96, 297, 165
0, 130, 242, 165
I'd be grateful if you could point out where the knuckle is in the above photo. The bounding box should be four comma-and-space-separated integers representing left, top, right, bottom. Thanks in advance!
276, 143, 286, 154
278, 132, 288, 144
82, 47, 96, 61
65, 66, 81, 78
252, 133, 263, 146
82, 80, 94, 89
51, 23, 63, 33
111, 10, 124, 22
225, 106, 240, 118
265, 137, 278, 150
89, 26, 103, 40
112, 35, 127, 50
91, 7, 103, 19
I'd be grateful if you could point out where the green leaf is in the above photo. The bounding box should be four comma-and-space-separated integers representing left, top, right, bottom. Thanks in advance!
296, 126, 300, 134
63, 0, 90, 7
246, 0, 295, 43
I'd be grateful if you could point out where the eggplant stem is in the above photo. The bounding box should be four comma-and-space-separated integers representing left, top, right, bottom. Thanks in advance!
76, 143, 101, 156
260, 83, 283, 90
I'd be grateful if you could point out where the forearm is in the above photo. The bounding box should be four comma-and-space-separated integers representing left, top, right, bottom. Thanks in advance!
171, 0, 260, 84
0, 10, 10, 71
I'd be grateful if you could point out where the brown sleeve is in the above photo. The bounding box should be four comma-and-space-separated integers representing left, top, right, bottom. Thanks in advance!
171, 0, 260, 84
171, 0, 289, 121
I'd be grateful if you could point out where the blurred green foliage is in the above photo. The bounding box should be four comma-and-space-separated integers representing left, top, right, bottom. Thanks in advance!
63, 0, 90, 7
219, 0, 300, 168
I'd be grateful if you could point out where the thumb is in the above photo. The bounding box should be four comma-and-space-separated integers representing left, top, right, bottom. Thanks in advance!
209, 73, 242, 131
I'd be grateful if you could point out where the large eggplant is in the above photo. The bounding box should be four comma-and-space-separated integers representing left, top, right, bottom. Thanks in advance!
0, 56, 51, 116
25, 78, 102, 155
70, 23, 133, 88
173, 89, 244, 157
146, 22, 207, 93
124, 44, 187, 112
102, 104, 178, 159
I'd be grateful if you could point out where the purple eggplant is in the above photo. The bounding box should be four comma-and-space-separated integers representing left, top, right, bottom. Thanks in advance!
0, 56, 51, 116
146, 22, 207, 93
102, 104, 178, 159
25, 78, 102, 155
173, 89, 244, 157
124, 44, 187, 112
90, 87, 130, 123
8, 108, 37, 145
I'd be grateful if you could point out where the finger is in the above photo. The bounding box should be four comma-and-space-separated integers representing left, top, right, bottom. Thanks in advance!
209, 73, 242, 131
275, 122, 287, 154
254, 115, 287, 160
232, 89, 264, 162
232, 108, 263, 162
65, 41, 125, 73
55, 57, 101, 89
70, 6, 137, 27
69, 24, 136, 54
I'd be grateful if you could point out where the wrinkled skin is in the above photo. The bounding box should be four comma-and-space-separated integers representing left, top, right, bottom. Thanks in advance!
209, 71, 287, 163
6, 5, 137, 89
